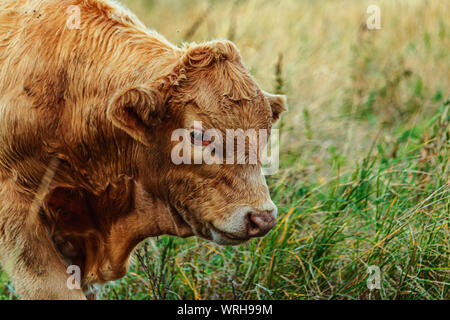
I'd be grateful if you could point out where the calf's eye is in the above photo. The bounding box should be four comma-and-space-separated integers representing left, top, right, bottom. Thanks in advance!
190, 129, 211, 146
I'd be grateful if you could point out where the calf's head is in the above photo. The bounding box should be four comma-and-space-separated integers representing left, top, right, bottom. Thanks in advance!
107, 41, 286, 245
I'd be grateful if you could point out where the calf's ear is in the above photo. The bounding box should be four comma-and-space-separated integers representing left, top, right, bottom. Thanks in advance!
107, 85, 165, 146
264, 92, 287, 123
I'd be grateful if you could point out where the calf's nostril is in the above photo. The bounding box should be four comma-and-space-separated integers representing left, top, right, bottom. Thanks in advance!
246, 210, 276, 237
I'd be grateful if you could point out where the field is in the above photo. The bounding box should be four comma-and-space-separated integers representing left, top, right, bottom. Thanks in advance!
0, 0, 449, 300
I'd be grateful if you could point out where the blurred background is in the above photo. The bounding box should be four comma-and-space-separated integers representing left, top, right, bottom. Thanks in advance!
1, 0, 449, 299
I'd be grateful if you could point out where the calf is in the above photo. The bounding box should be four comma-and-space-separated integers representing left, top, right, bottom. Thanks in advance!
0, 0, 286, 299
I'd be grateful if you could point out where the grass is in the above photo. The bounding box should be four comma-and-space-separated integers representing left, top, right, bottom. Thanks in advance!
0, 0, 449, 300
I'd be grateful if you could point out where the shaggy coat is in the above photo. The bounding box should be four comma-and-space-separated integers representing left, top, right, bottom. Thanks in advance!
0, 0, 285, 299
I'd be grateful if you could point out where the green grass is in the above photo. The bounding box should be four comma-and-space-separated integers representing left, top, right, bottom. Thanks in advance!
0, 0, 449, 300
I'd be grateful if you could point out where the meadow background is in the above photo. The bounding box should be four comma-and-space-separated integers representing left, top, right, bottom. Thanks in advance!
1, 0, 448, 300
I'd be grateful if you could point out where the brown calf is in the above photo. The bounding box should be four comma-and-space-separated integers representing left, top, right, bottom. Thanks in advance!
0, 0, 286, 299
